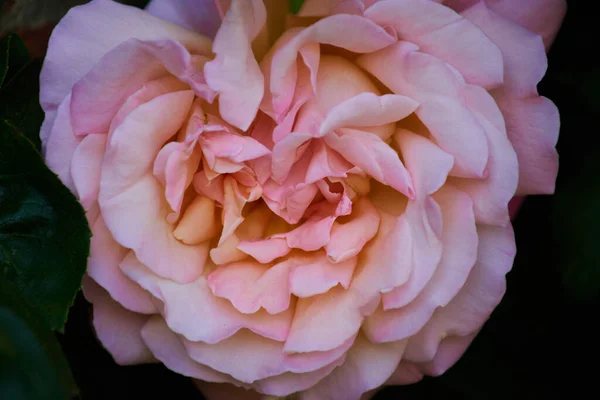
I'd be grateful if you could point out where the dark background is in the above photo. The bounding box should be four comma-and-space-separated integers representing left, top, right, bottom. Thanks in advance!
4, 0, 598, 398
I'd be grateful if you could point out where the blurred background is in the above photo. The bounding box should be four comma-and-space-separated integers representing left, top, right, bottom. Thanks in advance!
1, 0, 598, 398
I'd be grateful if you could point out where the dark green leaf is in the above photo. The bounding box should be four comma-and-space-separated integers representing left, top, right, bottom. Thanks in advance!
0, 280, 77, 400
0, 33, 30, 88
289, 0, 304, 15
0, 119, 91, 332
0, 33, 44, 151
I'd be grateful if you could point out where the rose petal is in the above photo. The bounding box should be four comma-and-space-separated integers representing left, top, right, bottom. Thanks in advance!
121, 256, 294, 344
325, 128, 415, 198
365, 0, 503, 88
298, 335, 407, 400
99, 90, 209, 284
204, 0, 266, 130
82, 276, 155, 365
145, 0, 222, 38
40, 0, 209, 144
357, 41, 489, 178
319, 93, 419, 137
88, 218, 157, 314
71, 38, 213, 137
403, 224, 515, 363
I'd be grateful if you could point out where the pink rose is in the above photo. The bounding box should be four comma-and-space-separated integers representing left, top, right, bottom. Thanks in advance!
41, 0, 565, 398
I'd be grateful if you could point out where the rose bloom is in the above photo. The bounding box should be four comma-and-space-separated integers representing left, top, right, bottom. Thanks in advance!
41, 0, 565, 398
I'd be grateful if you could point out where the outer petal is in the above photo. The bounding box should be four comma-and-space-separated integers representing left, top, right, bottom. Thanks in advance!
99, 90, 209, 284
40, 0, 209, 144
365, 0, 504, 88
44, 94, 79, 192
299, 335, 407, 400
120, 256, 294, 344
145, 0, 222, 38
363, 186, 477, 342
452, 86, 519, 225
403, 224, 516, 363
71, 38, 212, 137
493, 92, 560, 196
70, 133, 106, 210
204, 0, 266, 130
82, 276, 155, 365
182, 329, 354, 383
88, 218, 157, 314
141, 317, 241, 384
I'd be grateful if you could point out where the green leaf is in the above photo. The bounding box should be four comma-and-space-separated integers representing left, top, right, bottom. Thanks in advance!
0, 33, 43, 151
289, 0, 304, 15
0, 119, 91, 332
0, 280, 77, 400
0, 33, 30, 88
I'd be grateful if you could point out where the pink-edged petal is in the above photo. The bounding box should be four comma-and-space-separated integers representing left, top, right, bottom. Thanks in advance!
395, 128, 454, 197
494, 92, 559, 195
416, 332, 477, 376
110, 75, 189, 134
254, 356, 345, 397
44, 94, 79, 192
462, 1, 547, 98
82, 276, 156, 365
404, 224, 515, 363
99, 90, 209, 284
451, 87, 519, 225
305, 140, 353, 184
268, 14, 396, 117
385, 362, 424, 385
204, 0, 266, 130
298, 0, 365, 16
486, 0, 567, 50
289, 255, 357, 297
182, 329, 354, 383
120, 256, 294, 344
299, 335, 407, 400
145, 0, 222, 38
40, 0, 210, 143
88, 218, 157, 314
71, 38, 213, 137
284, 287, 367, 353
325, 128, 415, 198
208, 260, 292, 315
357, 41, 489, 178
326, 197, 380, 263
380, 198, 443, 310
141, 316, 241, 384
363, 186, 477, 342
200, 131, 270, 163
193, 172, 225, 204
271, 132, 313, 184
237, 238, 290, 264
320, 93, 419, 136
70, 133, 106, 210
365, 0, 503, 88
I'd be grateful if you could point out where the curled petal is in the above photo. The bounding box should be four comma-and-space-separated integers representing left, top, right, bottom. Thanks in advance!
319, 93, 419, 136
70, 133, 106, 210
120, 256, 295, 344
357, 41, 489, 178
99, 90, 209, 284
204, 0, 266, 130
325, 128, 415, 198
365, 0, 503, 88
